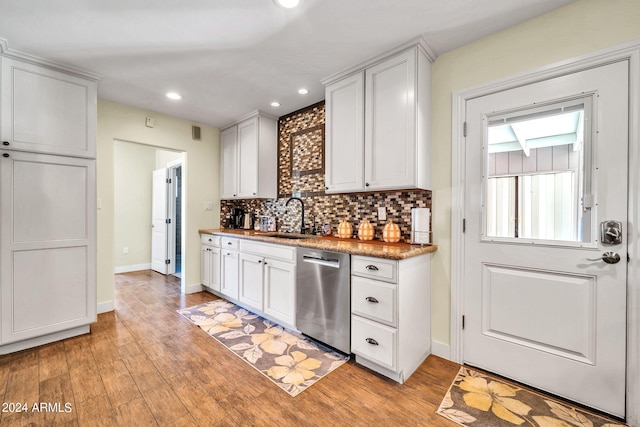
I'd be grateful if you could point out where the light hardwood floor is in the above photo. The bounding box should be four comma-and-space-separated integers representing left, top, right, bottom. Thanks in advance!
0, 270, 461, 426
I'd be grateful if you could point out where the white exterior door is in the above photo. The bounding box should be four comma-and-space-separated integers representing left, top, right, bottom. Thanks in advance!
463, 61, 628, 417
151, 168, 169, 274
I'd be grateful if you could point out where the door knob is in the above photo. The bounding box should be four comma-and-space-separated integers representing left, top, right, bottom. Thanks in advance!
587, 251, 621, 264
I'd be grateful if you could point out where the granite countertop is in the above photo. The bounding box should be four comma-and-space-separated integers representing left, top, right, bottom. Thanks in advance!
199, 228, 437, 260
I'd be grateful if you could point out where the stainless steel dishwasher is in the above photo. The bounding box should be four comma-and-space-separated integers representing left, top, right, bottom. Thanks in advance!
296, 248, 351, 354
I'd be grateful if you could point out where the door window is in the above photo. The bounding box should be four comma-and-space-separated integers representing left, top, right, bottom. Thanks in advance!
483, 97, 593, 245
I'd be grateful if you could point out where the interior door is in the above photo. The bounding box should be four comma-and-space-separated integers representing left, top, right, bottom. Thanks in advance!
463, 61, 628, 417
151, 168, 169, 274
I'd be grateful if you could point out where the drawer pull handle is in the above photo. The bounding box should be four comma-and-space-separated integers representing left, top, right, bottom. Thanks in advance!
227, 242, 233, 245
365, 338, 379, 346
365, 265, 379, 271
2, 141, 9, 146
365, 296, 379, 303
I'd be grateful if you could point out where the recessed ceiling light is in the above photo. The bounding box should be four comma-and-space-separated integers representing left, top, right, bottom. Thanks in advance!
271, 101, 281, 107
273, 0, 299, 8
166, 92, 182, 100
298, 88, 309, 95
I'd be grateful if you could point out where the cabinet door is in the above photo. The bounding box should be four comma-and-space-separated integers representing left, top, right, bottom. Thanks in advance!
209, 247, 221, 292
220, 126, 238, 199
201, 246, 220, 291
364, 49, 416, 190
263, 259, 296, 328
1, 151, 96, 344
221, 250, 239, 299
325, 72, 365, 193
201, 245, 212, 287
237, 117, 259, 198
239, 253, 263, 311
1, 57, 97, 158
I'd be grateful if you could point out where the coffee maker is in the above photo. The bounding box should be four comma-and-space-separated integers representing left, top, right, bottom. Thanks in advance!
227, 207, 244, 229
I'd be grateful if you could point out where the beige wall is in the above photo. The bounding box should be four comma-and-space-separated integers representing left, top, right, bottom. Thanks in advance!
97, 99, 220, 309
430, 0, 640, 347
113, 141, 156, 268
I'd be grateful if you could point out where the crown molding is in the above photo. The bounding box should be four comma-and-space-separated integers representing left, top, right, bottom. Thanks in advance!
221, 110, 279, 130
321, 35, 437, 86
0, 38, 101, 81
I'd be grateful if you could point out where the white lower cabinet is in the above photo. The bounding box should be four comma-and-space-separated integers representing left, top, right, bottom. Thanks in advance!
220, 238, 239, 299
239, 253, 264, 311
1, 151, 96, 350
263, 259, 296, 328
350, 254, 431, 383
207, 236, 296, 329
201, 234, 221, 292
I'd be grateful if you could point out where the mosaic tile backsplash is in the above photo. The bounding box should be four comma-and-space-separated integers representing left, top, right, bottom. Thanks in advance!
220, 101, 432, 243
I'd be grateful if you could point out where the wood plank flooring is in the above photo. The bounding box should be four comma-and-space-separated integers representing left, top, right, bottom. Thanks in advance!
0, 270, 461, 426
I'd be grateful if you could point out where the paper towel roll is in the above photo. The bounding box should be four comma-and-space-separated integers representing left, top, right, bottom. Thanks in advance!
411, 208, 430, 244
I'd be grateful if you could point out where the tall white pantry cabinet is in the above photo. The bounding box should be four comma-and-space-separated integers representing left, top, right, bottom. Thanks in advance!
0, 43, 98, 354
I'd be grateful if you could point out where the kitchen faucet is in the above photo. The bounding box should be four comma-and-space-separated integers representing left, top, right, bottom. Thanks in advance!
285, 197, 305, 234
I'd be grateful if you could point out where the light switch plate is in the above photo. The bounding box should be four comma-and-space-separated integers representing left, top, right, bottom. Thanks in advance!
145, 116, 155, 128
204, 201, 214, 211
377, 206, 387, 221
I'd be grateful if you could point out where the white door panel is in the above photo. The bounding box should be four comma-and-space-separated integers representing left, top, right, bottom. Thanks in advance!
464, 61, 628, 417
151, 168, 168, 274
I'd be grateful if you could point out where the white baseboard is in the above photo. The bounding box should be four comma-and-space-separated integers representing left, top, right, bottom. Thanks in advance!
185, 283, 203, 294
114, 263, 151, 274
431, 340, 451, 361
97, 300, 114, 314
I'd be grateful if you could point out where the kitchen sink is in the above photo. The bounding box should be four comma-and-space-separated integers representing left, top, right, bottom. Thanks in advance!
261, 232, 319, 240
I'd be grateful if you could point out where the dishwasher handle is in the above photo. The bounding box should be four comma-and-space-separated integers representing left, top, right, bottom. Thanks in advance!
302, 255, 341, 268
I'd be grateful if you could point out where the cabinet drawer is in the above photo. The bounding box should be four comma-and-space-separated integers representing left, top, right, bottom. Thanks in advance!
351, 315, 397, 370
221, 237, 239, 250
239, 240, 295, 263
201, 234, 221, 247
351, 276, 397, 326
351, 256, 397, 283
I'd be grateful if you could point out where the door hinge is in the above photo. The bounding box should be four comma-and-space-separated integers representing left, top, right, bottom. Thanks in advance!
165, 218, 171, 224
462, 315, 465, 330
165, 259, 171, 265
462, 218, 466, 233
463, 122, 467, 137
166, 178, 172, 184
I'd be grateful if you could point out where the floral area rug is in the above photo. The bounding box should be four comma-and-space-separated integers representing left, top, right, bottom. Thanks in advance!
177, 299, 349, 397
437, 367, 627, 427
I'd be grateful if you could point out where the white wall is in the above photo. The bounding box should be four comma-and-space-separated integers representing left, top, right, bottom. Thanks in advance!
156, 149, 182, 169
97, 99, 220, 310
429, 0, 640, 349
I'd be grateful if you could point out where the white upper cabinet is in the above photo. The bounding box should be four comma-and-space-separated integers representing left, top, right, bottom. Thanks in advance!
323, 39, 433, 193
221, 126, 238, 198
1, 57, 97, 159
325, 72, 364, 193
220, 111, 277, 199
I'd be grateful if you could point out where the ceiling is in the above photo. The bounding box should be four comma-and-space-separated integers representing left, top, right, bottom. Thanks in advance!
0, 0, 575, 128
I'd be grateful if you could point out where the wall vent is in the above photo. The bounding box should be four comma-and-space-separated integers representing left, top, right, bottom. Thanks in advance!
192, 125, 201, 141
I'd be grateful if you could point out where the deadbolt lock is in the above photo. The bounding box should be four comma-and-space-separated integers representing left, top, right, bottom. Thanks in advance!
601, 220, 623, 246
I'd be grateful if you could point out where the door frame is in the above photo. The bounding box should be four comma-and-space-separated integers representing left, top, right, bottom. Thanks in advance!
167, 159, 183, 276
450, 40, 640, 424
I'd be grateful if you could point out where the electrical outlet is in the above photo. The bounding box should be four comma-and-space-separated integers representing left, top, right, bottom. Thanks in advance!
123, 247, 129, 254
378, 206, 387, 221
204, 201, 214, 211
